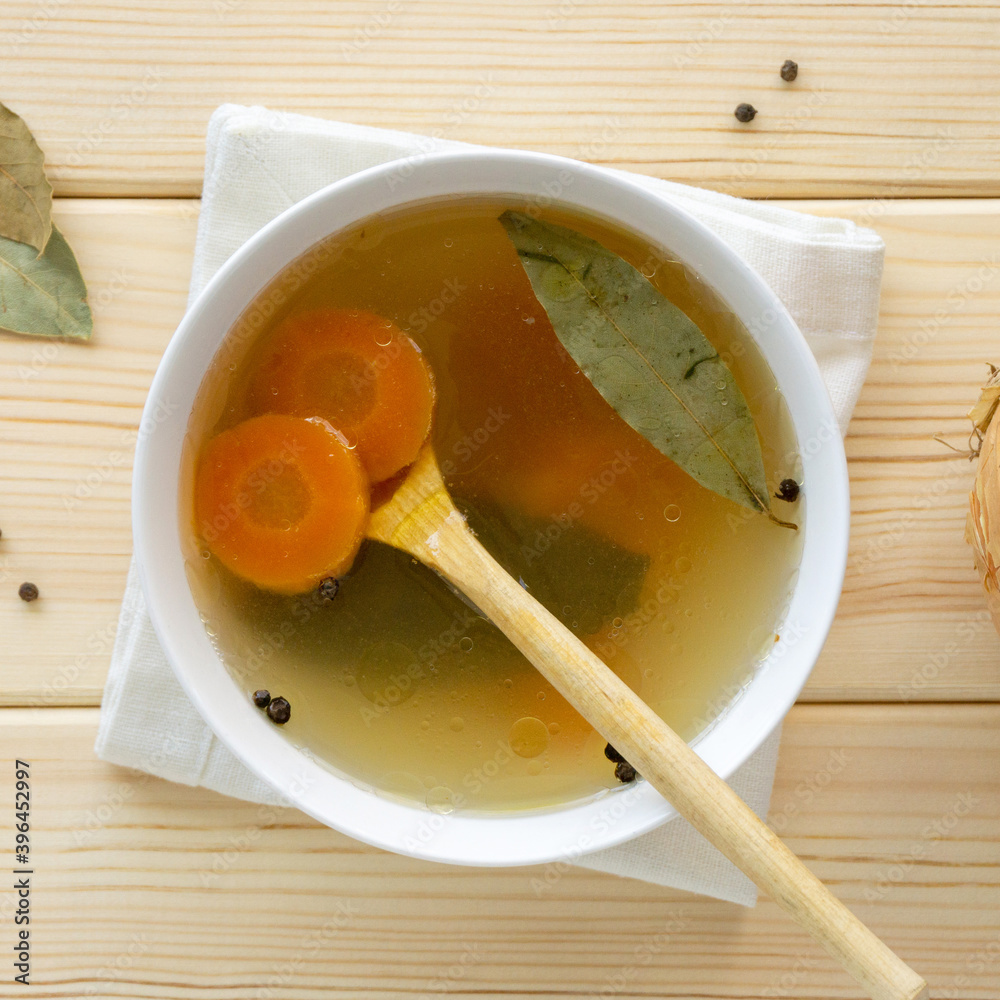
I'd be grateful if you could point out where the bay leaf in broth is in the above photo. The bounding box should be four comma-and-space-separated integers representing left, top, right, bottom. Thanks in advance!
500, 211, 787, 523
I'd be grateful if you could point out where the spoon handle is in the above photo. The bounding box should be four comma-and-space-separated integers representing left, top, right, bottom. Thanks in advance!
407, 507, 927, 1000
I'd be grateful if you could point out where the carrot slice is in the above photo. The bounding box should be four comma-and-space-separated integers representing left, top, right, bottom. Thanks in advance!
195, 413, 369, 594
245, 308, 435, 484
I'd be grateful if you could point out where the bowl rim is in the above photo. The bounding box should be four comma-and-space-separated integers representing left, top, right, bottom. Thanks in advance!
132, 147, 850, 867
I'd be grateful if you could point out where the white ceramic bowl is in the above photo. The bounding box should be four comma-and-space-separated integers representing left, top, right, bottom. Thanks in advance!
133, 149, 849, 867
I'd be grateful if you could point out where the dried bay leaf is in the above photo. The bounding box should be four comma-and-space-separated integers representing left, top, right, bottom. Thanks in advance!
0, 225, 92, 340
0, 102, 91, 340
500, 211, 788, 524
0, 102, 53, 253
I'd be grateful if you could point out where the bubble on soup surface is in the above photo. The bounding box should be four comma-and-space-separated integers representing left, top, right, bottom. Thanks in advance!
426, 785, 457, 814
508, 717, 549, 758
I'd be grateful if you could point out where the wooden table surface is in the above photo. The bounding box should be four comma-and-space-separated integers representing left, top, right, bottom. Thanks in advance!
1, 3, 998, 998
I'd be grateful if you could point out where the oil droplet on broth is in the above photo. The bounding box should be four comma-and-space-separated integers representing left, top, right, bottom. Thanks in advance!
509, 717, 549, 758
449, 716, 464, 732
459, 636, 474, 652
663, 504, 681, 522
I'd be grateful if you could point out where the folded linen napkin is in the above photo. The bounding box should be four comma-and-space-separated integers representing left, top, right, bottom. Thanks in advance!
96, 105, 884, 907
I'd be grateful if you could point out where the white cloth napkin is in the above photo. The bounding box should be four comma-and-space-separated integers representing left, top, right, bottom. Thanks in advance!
96, 105, 884, 907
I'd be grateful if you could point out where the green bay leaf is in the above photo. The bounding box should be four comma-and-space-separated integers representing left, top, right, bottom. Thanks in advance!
500, 211, 781, 520
0, 225, 92, 340
0, 102, 53, 253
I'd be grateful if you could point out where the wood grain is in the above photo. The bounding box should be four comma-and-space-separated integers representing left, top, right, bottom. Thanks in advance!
0, 703, 995, 999
2, 198, 1000, 704
813, 199, 1000, 701
0, 1, 998, 199
0, 201, 195, 706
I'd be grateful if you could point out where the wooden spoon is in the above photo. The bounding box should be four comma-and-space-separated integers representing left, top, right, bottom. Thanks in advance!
369, 443, 928, 1000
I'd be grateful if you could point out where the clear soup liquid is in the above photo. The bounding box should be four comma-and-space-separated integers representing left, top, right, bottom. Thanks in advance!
182, 199, 803, 814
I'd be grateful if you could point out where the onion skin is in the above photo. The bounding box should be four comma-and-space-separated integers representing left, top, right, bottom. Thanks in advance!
966, 405, 1000, 633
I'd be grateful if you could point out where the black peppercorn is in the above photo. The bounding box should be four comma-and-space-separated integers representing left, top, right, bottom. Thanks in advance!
604, 743, 625, 764
780, 60, 798, 82
318, 577, 340, 601
615, 761, 638, 784
18, 582, 38, 602
775, 478, 801, 502
252, 689, 272, 709
734, 103, 757, 123
267, 697, 291, 724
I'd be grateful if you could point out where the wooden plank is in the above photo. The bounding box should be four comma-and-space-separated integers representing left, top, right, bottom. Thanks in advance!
2, 198, 1000, 705
0, 201, 195, 707
0, 1, 998, 199
0, 703, 995, 998
811, 199, 1000, 701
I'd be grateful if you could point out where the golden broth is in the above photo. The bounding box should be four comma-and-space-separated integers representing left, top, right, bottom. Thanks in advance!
182, 199, 803, 813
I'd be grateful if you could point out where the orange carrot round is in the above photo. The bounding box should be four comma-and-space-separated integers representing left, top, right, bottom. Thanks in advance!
245, 308, 435, 484
195, 413, 369, 594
